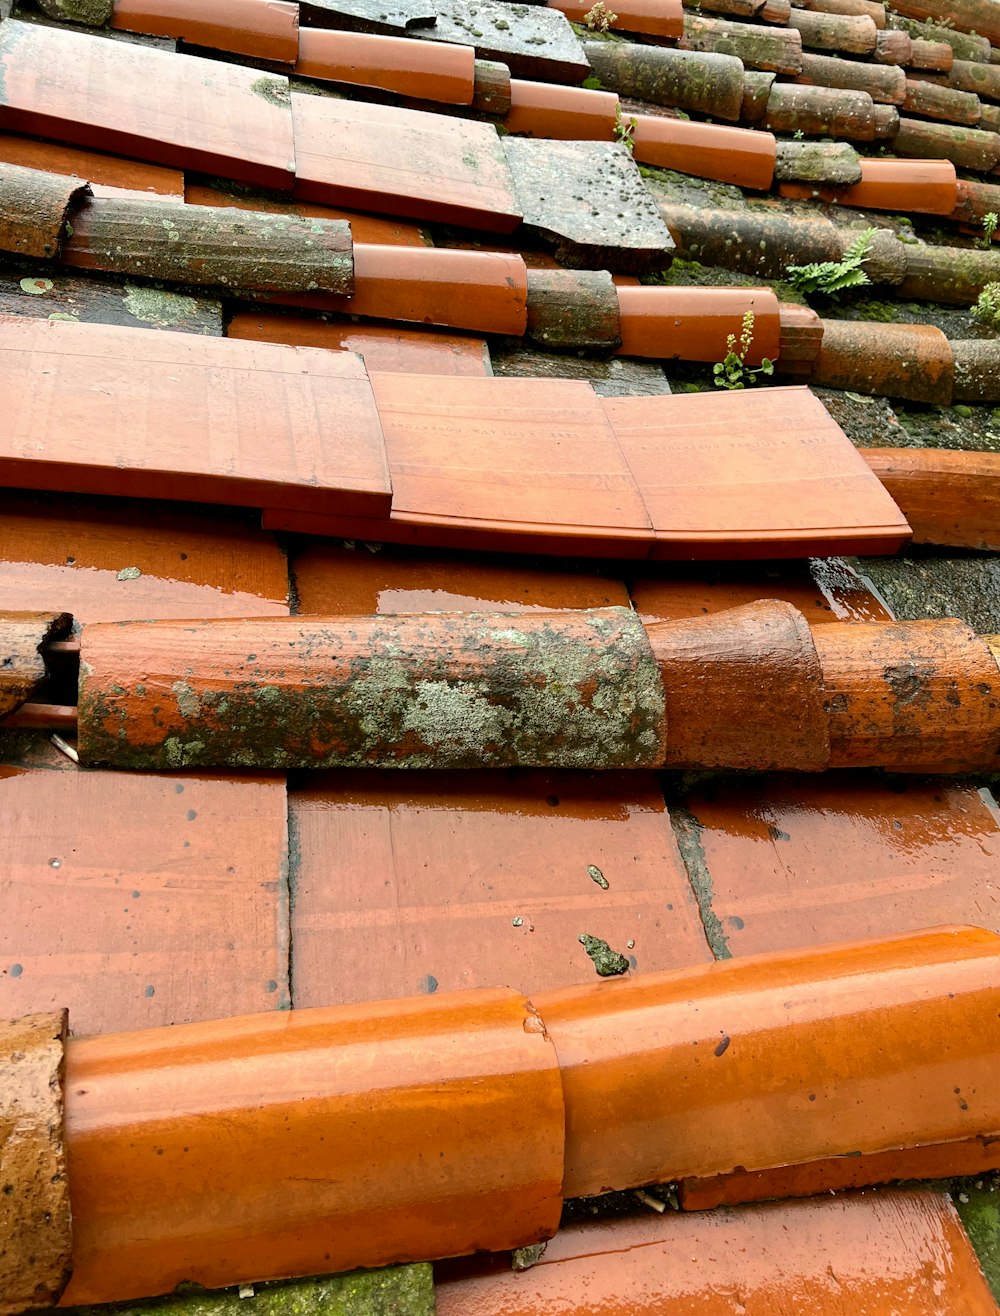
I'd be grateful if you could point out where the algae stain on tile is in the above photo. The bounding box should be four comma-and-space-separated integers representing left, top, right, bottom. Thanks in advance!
123, 285, 200, 326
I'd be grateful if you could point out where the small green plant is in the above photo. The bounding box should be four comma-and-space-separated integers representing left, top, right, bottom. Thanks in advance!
614, 103, 636, 152
713, 310, 775, 390
786, 226, 876, 297
793, 128, 805, 140
973, 281, 1000, 329
980, 212, 998, 248
584, 0, 617, 28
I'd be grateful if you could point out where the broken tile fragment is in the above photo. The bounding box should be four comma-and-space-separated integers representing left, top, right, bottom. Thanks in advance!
0, 21, 296, 189
292, 91, 521, 232
61, 195, 354, 294
0, 162, 90, 259
502, 138, 676, 272
0, 611, 72, 721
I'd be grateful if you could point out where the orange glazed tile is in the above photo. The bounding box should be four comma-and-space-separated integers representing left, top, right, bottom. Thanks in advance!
291, 91, 521, 232
111, 0, 300, 63
631, 116, 777, 191
0, 492, 289, 623
602, 386, 912, 559
435, 1189, 1000, 1315
504, 80, 618, 140
292, 541, 630, 614
0, 22, 296, 191
281, 243, 528, 336
290, 770, 710, 1006
0, 316, 391, 519
226, 311, 491, 375
296, 27, 475, 105
0, 133, 184, 201
184, 181, 430, 246
685, 776, 1000, 956
370, 373, 653, 553
616, 286, 780, 363
0, 768, 289, 1036
780, 157, 958, 213
630, 559, 893, 623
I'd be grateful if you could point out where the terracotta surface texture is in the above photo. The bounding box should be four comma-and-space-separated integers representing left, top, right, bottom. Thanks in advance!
0, 22, 297, 189
370, 372, 653, 552
435, 1190, 1000, 1315
534, 925, 1000, 1196
227, 312, 491, 375
76, 610, 667, 770
616, 285, 781, 362
296, 27, 475, 104
0, 162, 89, 260
110, 0, 300, 62
61, 990, 566, 1303
0, 611, 71, 721
503, 80, 619, 140
291, 92, 522, 232
0, 134, 184, 201
0, 316, 391, 519
0, 768, 289, 1034
0, 1010, 71, 1316
0, 493, 290, 623
863, 446, 1000, 550
631, 115, 778, 190
684, 773, 1000, 962
601, 386, 911, 557
290, 770, 711, 1005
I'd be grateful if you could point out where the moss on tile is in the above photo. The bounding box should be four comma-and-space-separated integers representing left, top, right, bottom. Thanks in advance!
56, 1267, 435, 1316
954, 1178, 1000, 1302
855, 554, 1000, 635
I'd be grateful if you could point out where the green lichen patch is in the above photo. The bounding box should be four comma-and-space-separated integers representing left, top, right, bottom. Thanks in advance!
37, 0, 112, 25
54, 1266, 435, 1316
954, 1177, 1000, 1302
123, 285, 201, 327
579, 932, 629, 976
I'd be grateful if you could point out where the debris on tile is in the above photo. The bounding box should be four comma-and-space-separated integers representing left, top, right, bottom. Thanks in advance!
578, 932, 630, 974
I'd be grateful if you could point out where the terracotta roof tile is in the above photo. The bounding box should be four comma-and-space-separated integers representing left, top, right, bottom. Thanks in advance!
110, 0, 300, 62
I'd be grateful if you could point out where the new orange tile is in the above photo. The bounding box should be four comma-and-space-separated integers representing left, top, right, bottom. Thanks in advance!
291, 91, 521, 232
686, 776, 1000, 956
296, 27, 474, 105
185, 181, 430, 246
0, 492, 289, 623
616, 286, 780, 362
0, 133, 184, 201
227, 312, 491, 376
436, 1189, 1000, 1315
290, 770, 710, 1007
111, 0, 300, 63
0, 22, 296, 190
292, 542, 630, 614
0, 316, 391, 519
0, 768, 288, 1036
371, 373, 653, 553
603, 386, 911, 558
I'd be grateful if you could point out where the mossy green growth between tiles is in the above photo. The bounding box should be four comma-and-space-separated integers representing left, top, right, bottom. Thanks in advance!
52, 1267, 436, 1316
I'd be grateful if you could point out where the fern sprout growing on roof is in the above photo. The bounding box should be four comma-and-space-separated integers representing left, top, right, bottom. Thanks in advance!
786, 228, 876, 298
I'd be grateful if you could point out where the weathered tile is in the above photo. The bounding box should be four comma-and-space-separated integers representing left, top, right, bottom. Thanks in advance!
370, 372, 653, 553
0, 132, 185, 201
858, 553, 1000, 635
111, 0, 300, 63
0, 21, 296, 189
60, 195, 354, 294
0, 768, 289, 1035
0, 269, 223, 334
228, 311, 491, 374
0, 316, 391, 519
412, 0, 590, 83
501, 138, 676, 272
185, 180, 431, 245
292, 541, 630, 613
683, 776, 1000, 957
602, 386, 912, 558
490, 345, 672, 396
291, 91, 521, 232
290, 770, 710, 1006
436, 1190, 1000, 1316
0, 612, 72, 721
0, 162, 89, 259
0, 491, 289, 622
299, 0, 438, 34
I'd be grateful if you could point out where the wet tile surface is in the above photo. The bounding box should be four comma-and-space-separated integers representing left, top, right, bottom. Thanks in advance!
0, 492, 289, 622
0, 767, 289, 1035
0, 132, 185, 199
684, 776, 1000, 957
435, 1188, 1000, 1315
292, 541, 630, 613
290, 770, 710, 1006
